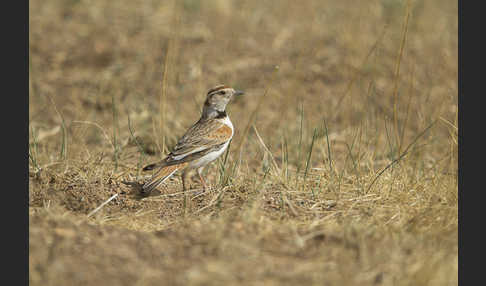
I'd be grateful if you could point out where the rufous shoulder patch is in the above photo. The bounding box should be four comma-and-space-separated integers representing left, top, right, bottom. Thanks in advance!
210, 124, 233, 141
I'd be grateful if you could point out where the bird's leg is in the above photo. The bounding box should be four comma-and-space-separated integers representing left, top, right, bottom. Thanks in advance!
181, 170, 189, 192
197, 167, 207, 191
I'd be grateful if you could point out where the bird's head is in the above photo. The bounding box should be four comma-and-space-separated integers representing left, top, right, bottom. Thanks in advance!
202, 84, 244, 116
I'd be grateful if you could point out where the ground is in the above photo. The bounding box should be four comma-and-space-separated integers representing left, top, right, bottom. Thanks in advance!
29, 0, 458, 285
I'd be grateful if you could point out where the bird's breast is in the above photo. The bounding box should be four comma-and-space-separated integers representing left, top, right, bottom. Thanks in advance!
220, 116, 234, 137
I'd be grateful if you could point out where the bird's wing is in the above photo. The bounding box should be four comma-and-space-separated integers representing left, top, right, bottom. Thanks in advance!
143, 118, 233, 170
170, 118, 232, 159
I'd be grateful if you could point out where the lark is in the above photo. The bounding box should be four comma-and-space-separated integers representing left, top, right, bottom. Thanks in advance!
141, 85, 244, 196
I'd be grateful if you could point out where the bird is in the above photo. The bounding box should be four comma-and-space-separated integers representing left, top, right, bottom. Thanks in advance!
141, 84, 244, 196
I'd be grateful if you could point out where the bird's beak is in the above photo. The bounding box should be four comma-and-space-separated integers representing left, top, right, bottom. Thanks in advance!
234, 90, 245, 96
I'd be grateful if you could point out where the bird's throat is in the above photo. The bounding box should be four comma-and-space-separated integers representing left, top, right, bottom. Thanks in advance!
202, 107, 227, 120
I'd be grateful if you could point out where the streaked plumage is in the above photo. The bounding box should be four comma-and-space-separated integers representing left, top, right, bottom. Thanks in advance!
141, 85, 243, 195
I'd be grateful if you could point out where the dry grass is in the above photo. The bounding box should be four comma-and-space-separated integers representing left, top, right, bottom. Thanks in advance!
29, 0, 458, 285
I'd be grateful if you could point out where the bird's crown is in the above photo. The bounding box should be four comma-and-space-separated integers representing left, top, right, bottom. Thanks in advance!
207, 84, 230, 95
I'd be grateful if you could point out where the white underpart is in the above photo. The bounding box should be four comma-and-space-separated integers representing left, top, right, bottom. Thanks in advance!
188, 140, 231, 169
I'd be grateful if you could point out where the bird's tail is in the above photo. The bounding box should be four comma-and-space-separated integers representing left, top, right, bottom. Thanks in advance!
141, 163, 187, 195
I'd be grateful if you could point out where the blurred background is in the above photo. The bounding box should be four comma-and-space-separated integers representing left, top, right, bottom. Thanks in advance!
29, 0, 457, 170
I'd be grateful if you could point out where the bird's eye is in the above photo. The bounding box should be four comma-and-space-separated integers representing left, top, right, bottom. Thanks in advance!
220, 90, 226, 95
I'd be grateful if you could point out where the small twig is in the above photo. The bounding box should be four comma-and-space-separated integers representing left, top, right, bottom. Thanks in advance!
72, 121, 114, 149
253, 125, 280, 174
141, 188, 210, 201
232, 66, 279, 161
393, 0, 412, 153
366, 120, 436, 193
46, 94, 68, 160
303, 128, 318, 193
384, 212, 400, 225
195, 186, 232, 214
87, 194, 119, 217
282, 194, 299, 217
332, 23, 390, 120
